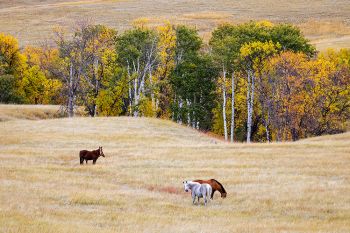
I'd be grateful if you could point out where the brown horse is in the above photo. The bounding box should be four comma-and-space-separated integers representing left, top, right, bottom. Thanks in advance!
79, 147, 105, 165
193, 179, 227, 199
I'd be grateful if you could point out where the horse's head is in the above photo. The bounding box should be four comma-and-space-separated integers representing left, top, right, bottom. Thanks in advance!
183, 181, 190, 192
221, 192, 227, 198
99, 146, 105, 157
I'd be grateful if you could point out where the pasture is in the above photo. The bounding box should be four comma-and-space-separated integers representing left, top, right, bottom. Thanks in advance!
1, 0, 350, 50
0, 105, 349, 232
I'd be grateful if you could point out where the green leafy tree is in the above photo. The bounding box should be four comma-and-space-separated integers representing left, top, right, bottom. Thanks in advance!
171, 25, 218, 130
171, 54, 218, 130
0, 74, 21, 103
116, 26, 158, 117
270, 23, 316, 56
210, 24, 240, 141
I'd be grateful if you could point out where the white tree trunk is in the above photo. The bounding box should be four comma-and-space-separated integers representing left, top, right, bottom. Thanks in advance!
192, 96, 196, 128
265, 106, 270, 142
246, 70, 251, 143
230, 72, 235, 143
186, 99, 191, 127
68, 63, 74, 118
222, 67, 228, 141
172, 94, 176, 121
246, 69, 255, 143
93, 58, 99, 117
178, 99, 183, 124
149, 69, 155, 113
133, 78, 138, 117
127, 63, 132, 116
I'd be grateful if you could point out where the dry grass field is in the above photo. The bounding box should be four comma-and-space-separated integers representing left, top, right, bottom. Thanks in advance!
0, 105, 349, 232
0, 0, 350, 50
0, 105, 85, 122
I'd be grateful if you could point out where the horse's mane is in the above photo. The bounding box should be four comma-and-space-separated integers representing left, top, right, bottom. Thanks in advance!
211, 179, 226, 193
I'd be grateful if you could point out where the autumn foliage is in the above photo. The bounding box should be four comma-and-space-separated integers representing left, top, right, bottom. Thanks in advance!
0, 21, 349, 142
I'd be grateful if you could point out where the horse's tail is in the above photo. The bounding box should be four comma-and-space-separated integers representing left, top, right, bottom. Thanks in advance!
211, 179, 227, 198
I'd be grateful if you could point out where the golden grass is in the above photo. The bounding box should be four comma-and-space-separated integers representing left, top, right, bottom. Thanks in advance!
0, 105, 349, 232
0, 105, 63, 121
300, 20, 350, 38
0, 0, 350, 50
182, 11, 230, 20
0, 104, 86, 121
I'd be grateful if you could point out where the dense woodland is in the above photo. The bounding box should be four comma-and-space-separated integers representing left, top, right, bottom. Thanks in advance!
1, 20, 349, 142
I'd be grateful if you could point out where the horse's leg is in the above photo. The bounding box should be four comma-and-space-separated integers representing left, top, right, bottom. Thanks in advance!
192, 193, 196, 205
85, 159, 88, 164
93, 159, 96, 164
209, 187, 213, 202
211, 189, 215, 199
80, 157, 83, 165
204, 194, 207, 206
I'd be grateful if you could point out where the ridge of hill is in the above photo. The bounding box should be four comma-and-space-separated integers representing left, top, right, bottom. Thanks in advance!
0, 104, 85, 122
1, 0, 350, 50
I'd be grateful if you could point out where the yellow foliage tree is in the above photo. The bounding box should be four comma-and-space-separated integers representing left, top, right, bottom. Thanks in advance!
155, 21, 177, 118
23, 45, 63, 104
240, 40, 280, 142
0, 33, 27, 76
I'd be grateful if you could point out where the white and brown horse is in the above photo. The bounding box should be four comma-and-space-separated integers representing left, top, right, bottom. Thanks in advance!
193, 179, 227, 199
183, 181, 212, 206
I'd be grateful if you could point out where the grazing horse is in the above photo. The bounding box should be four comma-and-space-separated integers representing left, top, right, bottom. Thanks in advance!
193, 179, 227, 199
183, 181, 212, 206
79, 147, 105, 165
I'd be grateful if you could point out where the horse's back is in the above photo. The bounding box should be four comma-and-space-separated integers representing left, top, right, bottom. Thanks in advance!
203, 183, 212, 191
80, 150, 95, 159
194, 179, 216, 190
193, 179, 205, 184
208, 179, 220, 190
210, 179, 226, 195
79, 150, 88, 157
200, 183, 212, 196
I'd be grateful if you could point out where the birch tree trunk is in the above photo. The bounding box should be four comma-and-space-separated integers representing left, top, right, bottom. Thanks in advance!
178, 98, 183, 124
156, 99, 159, 113
222, 67, 228, 141
186, 99, 191, 127
265, 108, 270, 142
230, 72, 235, 143
149, 69, 155, 114
93, 58, 99, 117
192, 96, 196, 128
246, 69, 252, 143
246, 69, 255, 143
172, 94, 176, 121
133, 77, 138, 117
93, 79, 98, 117
127, 63, 132, 116
128, 82, 132, 115
68, 63, 74, 118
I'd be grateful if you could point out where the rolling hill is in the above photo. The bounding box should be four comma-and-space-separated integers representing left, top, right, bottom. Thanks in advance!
0, 0, 350, 50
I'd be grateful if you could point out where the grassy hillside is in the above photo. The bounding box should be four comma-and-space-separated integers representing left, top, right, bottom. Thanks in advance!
0, 112, 349, 232
0, 0, 350, 50
0, 104, 85, 122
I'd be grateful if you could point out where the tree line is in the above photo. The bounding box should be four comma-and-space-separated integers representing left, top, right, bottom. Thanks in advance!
1, 20, 349, 142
